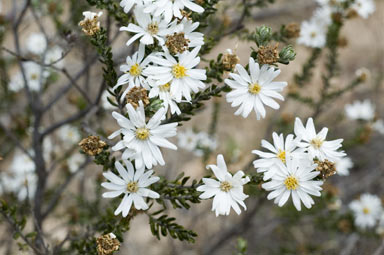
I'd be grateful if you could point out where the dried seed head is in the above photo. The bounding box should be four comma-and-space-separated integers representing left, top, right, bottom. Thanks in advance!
355, 68, 370, 82
79, 16, 101, 36
96, 233, 120, 255
79, 136, 107, 156
346, 9, 358, 19
284, 23, 300, 38
315, 159, 337, 180
337, 37, 348, 48
222, 51, 240, 71
165, 32, 190, 54
338, 219, 352, 233
126, 87, 149, 109
257, 44, 279, 65
180, 10, 192, 20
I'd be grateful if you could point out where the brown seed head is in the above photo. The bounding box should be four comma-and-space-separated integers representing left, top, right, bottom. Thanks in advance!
285, 23, 301, 39
180, 10, 192, 20
79, 136, 107, 156
79, 17, 100, 36
337, 37, 348, 48
126, 87, 149, 109
96, 233, 120, 255
165, 32, 190, 55
222, 51, 240, 71
257, 44, 279, 65
315, 159, 337, 180
338, 219, 352, 233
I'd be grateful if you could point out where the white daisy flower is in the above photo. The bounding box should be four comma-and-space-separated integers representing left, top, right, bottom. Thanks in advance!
143, 46, 206, 102
196, 132, 217, 151
9, 62, 48, 92
57, 125, 81, 149
4, 150, 37, 200
297, 20, 327, 48
262, 156, 323, 211
26, 33, 47, 55
349, 193, 382, 229
120, 6, 175, 46
68, 153, 85, 173
373, 119, 384, 135
351, 0, 375, 19
311, 6, 332, 27
225, 57, 287, 119
144, 0, 204, 23
102, 160, 160, 217
294, 117, 345, 162
252, 132, 304, 180
113, 44, 151, 99
16, 62, 50, 91
173, 18, 205, 48
120, 0, 150, 13
148, 79, 181, 115
177, 129, 199, 151
345, 99, 375, 121
334, 156, 353, 176
101, 91, 117, 110
44, 46, 65, 68
197, 154, 250, 216
108, 102, 178, 169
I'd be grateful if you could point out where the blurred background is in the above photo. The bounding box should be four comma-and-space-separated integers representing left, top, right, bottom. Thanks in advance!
0, 0, 383, 254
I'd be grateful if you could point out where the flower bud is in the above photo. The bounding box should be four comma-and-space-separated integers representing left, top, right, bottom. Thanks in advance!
255, 25, 272, 46
279, 45, 296, 63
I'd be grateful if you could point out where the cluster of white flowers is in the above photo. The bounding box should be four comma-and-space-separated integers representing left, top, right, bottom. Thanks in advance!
349, 193, 383, 230
178, 129, 217, 156
103, 0, 206, 217
344, 99, 384, 135
0, 136, 53, 200
0, 150, 37, 200
298, 0, 375, 48
8, 33, 65, 92
254, 117, 347, 211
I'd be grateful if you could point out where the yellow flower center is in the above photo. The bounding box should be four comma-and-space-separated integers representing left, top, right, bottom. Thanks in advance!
284, 176, 299, 190
277, 150, 286, 164
220, 181, 233, 192
363, 207, 370, 214
135, 127, 150, 140
30, 73, 38, 80
127, 181, 139, 193
172, 64, 187, 79
248, 83, 261, 94
159, 83, 171, 92
147, 22, 159, 35
310, 138, 324, 149
310, 32, 317, 38
129, 63, 141, 76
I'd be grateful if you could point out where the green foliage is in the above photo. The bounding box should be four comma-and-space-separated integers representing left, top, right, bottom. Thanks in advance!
236, 237, 248, 255
89, 28, 117, 89
164, 83, 231, 124
153, 172, 202, 210
293, 48, 322, 87
149, 212, 197, 243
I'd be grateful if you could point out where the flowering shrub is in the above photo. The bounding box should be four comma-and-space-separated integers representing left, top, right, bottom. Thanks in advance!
0, 0, 383, 254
